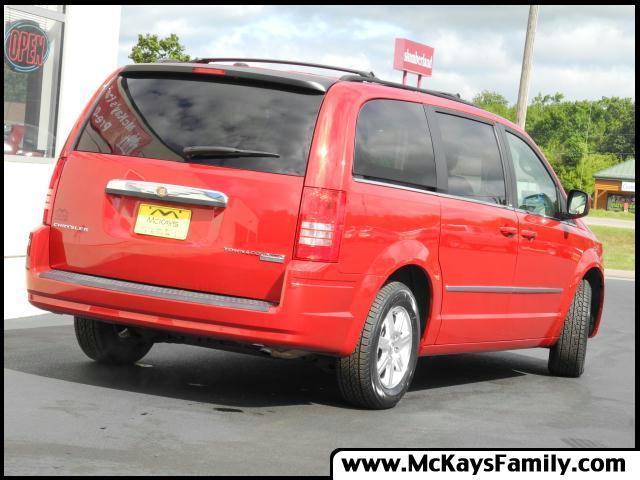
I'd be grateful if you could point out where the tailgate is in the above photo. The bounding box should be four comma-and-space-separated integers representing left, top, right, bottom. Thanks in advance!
48, 68, 325, 302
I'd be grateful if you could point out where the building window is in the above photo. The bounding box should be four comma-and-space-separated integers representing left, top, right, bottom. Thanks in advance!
607, 193, 635, 213
4, 6, 64, 160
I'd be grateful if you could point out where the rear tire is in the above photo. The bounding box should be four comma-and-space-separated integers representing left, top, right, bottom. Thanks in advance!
74, 316, 153, 365
336, 281, 420, 409
548, 280, 592, 377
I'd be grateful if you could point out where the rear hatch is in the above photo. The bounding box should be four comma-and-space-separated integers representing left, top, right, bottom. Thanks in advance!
49, 65, 327, 303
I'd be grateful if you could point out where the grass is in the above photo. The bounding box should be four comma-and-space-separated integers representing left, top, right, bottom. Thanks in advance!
589, 225, 635, 271
588, 209, 635, 220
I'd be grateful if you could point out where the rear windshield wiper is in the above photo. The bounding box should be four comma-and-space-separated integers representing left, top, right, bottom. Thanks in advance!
182, 145, 280, 160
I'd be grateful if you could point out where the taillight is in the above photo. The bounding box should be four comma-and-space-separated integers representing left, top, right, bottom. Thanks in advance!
42, 155, 67, 225
295, 187, 347, 262
26, 231, 33, 269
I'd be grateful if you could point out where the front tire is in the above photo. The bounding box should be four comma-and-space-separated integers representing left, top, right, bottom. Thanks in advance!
548, 280, 592, 377
337, 281, 420, 409
74, 316, 153, 365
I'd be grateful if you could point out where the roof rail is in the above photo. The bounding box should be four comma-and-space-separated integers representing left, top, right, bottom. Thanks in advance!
339, 74, 476, 107
192, 58, 376, 78
189, 57, 473, 106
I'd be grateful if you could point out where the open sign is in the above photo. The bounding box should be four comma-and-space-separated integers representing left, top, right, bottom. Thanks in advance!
4, 20, 50, 73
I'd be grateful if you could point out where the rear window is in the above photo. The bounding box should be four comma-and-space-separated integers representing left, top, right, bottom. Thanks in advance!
354, 100, 436, 190
75, 74, 324, 176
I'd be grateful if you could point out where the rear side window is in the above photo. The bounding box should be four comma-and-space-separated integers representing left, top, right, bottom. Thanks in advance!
354, 100, 436, 190
75, 75, 324, 176
436, 112, 506, 205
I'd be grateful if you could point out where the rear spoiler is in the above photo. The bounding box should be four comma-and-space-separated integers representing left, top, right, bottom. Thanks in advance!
121, 63, 332, 93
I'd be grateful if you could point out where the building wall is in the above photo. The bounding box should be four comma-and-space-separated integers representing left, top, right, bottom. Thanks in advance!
4, 5, 122, 257
56, 6, 122, 157
594, 178, 635, 212
594, 179, 621, 209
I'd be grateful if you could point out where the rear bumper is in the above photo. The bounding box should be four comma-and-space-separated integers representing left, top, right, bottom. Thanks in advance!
26, 226, 378, 356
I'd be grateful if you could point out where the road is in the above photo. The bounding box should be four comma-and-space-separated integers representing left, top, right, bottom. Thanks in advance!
583, 216, 635, 229
4, 279, 635, 475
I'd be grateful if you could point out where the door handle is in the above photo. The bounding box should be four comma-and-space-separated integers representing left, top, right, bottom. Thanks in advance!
499, 226, 518, 237
521, 229, 537, 240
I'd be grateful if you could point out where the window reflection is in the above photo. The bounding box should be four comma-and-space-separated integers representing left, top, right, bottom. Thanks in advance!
76, 75, 324, 176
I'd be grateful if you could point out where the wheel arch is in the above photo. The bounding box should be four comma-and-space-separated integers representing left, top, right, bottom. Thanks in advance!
385, 264, 433, 342
340, 240, 443, 356
583, 267, 605, 337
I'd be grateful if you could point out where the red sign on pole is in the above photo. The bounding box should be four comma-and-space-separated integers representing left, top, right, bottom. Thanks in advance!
393, 38, 434, 87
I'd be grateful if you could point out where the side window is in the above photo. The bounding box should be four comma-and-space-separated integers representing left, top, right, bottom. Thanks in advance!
436, 113, 506, 205
506, 132, 560, 218
354, 100, 436, 190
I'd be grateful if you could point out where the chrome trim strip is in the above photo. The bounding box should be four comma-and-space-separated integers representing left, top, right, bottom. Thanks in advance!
354, 177, 579, 227
513, 207, 577, 227
40, 270, 273, 312
106, 179, 228, 208
353, 177, 514, 211
446, 285, 563, 294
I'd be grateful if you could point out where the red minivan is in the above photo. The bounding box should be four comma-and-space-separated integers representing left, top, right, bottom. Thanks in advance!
26, 59, 604, 409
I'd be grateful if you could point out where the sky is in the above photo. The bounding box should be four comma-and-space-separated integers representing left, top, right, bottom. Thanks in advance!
118, 5, 635, 103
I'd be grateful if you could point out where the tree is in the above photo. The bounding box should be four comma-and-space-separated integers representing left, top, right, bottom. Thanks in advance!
554, 153, 619, 194
472, 90, 516, 122
475, 90, 635, 194
129, 33, 190, 63
3, 64, 27, 103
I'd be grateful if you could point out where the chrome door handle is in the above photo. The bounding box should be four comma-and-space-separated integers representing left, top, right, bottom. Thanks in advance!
499, 226, 518, 237
106, 179, 228, 208
521, 229, 537, 240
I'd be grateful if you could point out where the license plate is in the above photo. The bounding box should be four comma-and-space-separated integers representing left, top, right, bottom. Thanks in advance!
134, 203, 192, 240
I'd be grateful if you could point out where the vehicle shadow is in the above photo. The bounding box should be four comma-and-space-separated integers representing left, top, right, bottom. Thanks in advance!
5, 325, 551, 410
410, 350, 551, 391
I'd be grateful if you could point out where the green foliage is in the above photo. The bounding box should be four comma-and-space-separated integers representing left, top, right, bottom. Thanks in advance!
129, 33, 190, 63
588, 209, 635, 220
3, 63, 27, 103
588, 226, 635, 271
476, 91, 635, 194
556, 153, 619, 193
472, 90, 516, 122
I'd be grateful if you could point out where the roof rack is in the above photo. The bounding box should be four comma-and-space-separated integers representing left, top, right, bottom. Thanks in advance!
192, 57, 376, 78
339, 74, 476, 107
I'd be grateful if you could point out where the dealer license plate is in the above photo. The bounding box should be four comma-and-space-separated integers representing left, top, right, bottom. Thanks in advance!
134, 203, 192, 240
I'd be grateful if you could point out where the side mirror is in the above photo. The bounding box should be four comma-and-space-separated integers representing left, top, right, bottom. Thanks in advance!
563, 189, 590, 219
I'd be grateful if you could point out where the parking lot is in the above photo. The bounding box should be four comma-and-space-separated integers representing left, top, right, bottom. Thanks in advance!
3, 278, 635, 476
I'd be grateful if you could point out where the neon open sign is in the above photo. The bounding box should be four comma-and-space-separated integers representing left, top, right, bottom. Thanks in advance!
4, 20, 50, 73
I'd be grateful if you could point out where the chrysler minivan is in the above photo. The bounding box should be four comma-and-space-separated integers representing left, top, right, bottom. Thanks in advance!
26, 59, 604, 409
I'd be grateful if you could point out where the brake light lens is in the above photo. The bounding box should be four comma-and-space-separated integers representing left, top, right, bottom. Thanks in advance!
191, 67, 226, 76
42, 155, 67, 225
295, 187, 347, 262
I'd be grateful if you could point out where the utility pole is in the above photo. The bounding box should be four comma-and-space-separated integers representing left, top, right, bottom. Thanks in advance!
516, 5, 539, 129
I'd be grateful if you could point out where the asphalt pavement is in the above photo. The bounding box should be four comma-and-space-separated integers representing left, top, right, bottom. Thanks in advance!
583, 216, 635, 229
3, 278, 635, 475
